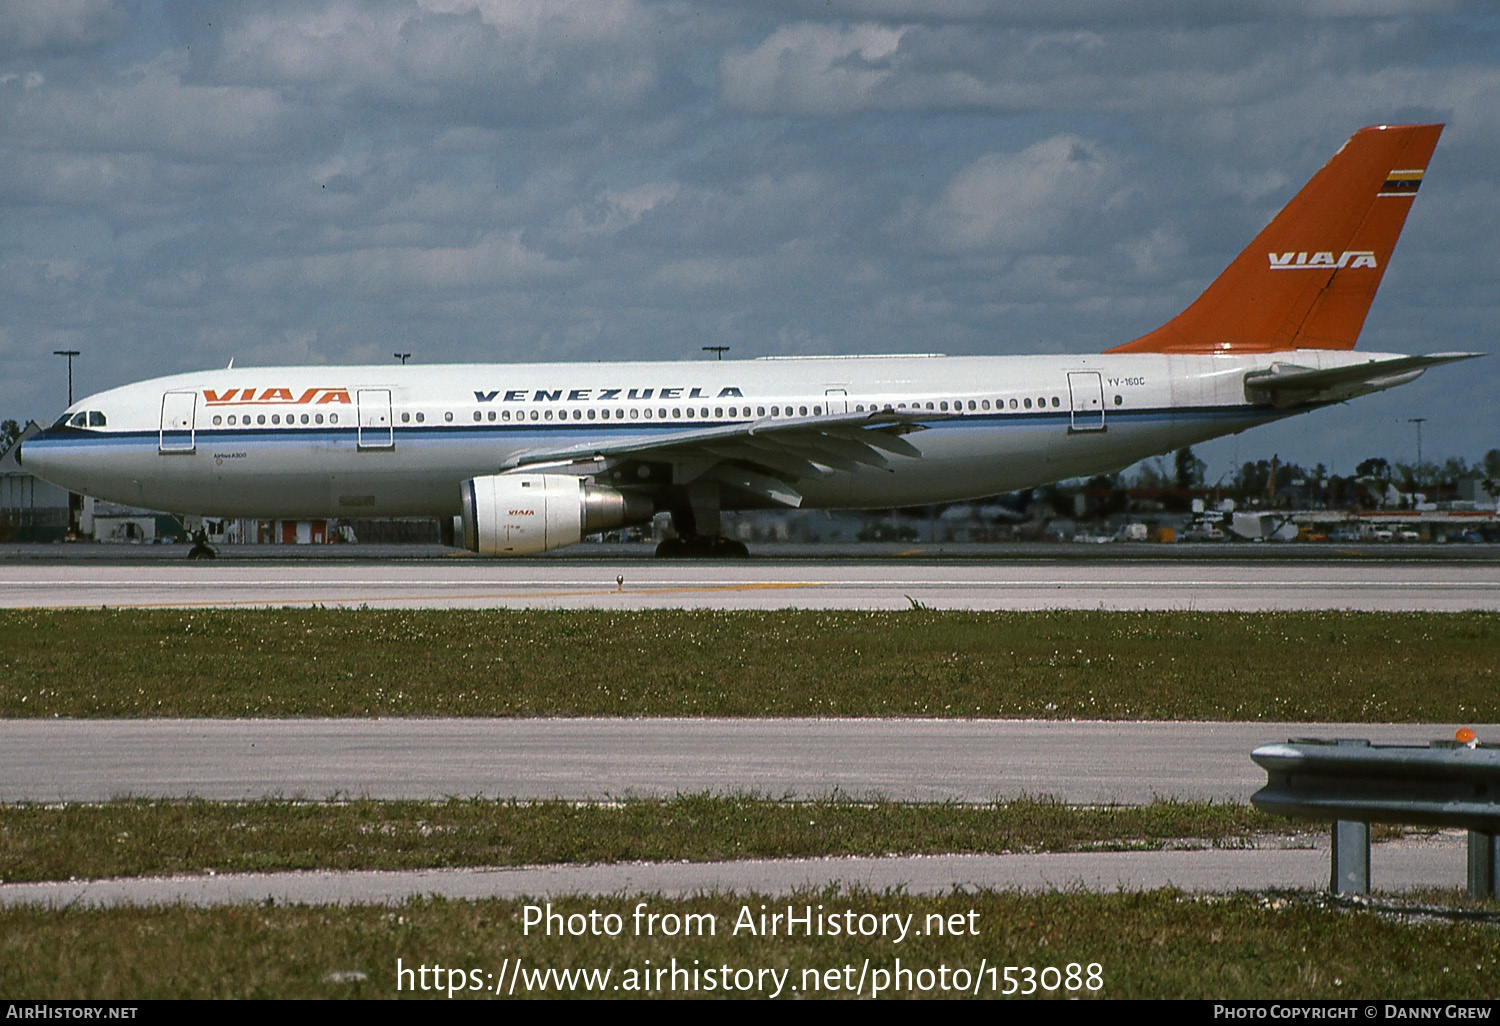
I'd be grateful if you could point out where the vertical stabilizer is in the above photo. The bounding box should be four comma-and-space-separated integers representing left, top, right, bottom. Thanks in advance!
1109, 124, 1442, 354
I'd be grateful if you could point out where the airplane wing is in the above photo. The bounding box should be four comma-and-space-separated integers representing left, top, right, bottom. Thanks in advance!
497, 408, 945, 507
1243, 352, 1482, 408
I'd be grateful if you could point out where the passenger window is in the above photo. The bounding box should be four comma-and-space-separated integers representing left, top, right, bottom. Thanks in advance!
630, 408, 639, 419
757, 407, 766, 416
301, 414, 310, 424
212, 415, 223, 426
1024, 398, 1032, 409
257, 414, 266, 425
446, 411, 454, 422
1052, 397, 1060, 408
330, 414, 338, 424
473, 411, 481, 422
273, 414, 281, 425
416, 412, 426, 423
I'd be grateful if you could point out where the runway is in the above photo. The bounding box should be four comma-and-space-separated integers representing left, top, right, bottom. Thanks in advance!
3, 719, 1488, 805
4, 558, 1499, 610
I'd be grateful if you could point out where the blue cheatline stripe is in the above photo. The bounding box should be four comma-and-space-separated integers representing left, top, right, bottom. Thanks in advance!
23, 403, 1294, 453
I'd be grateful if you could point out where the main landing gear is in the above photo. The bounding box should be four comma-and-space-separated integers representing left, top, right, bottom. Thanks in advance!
654, 535, 750, 558
654, 480, 749, 558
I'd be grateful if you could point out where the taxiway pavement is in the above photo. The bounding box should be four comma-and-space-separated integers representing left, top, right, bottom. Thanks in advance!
0, 834, 1468, 908
3, 718, 1488, 805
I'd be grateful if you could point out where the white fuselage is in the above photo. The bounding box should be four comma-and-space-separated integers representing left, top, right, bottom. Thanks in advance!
23, 350, 1391, 518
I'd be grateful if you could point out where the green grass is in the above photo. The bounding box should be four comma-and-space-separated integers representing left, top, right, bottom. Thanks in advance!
4, 891, 1498, 999
3, 609, 1498, 719
0, 797, 1290, 883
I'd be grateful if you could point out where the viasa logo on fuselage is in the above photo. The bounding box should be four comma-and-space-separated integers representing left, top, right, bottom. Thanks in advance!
203, 388, 353, 406
1267, 250, 1378, 270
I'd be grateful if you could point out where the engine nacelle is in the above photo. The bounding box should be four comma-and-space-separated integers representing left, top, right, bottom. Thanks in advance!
460, 473, 653, 555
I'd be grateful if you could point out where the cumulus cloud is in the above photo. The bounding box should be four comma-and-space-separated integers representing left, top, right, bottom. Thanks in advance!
210, 0, 670, 123
924, 136, 1122, 252
721, 22, 906, 115
0, 0, 129, 56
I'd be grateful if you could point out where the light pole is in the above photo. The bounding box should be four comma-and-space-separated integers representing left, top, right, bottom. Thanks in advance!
394, 352, 411, 365
53, 350, 80, 406
702, 346, 729, 361
1408, 417, 1427, 476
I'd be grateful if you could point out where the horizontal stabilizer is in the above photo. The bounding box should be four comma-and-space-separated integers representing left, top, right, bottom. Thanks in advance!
1243, 352, 1481, 407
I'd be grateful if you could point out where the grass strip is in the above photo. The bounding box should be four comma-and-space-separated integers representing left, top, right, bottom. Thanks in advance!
2, 608, 1497, 720
0, 796, 1291, 883
3, 890, 1498, 999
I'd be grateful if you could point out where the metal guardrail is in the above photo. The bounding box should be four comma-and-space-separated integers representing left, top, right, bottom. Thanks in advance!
1251, 735, 1500, 897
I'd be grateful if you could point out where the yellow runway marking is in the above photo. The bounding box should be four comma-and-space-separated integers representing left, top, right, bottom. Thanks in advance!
39, 581, 825, 609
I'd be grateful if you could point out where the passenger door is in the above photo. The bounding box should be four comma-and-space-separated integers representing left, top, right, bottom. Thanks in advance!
1067, 372, 1106, 432
357, 388, 394, 450
159, 390, 197, 453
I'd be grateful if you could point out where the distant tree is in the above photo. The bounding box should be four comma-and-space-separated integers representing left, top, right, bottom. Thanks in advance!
1173, 447, 1206, 489
1355, 457, 1391, 482
0, 419, 19, 457
1129, 457, 1170, 489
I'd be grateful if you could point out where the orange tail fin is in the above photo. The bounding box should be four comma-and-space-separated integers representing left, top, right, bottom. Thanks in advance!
1109, 124, 1442, 355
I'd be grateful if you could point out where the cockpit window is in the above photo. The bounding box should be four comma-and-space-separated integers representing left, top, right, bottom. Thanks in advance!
88, 411, 106, 427
52, 413, 73, 429
69, 412, 87, 428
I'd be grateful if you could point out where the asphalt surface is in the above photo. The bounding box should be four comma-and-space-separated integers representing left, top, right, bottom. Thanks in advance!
3, 719, 1488, 805
0, 834, 1470, 908
5, 555, 1499, 610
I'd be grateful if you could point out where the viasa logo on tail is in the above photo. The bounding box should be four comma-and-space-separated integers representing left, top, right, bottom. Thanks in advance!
1267, 250, 1378, 270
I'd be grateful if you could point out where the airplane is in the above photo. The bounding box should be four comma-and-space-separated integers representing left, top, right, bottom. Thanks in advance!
18, 123, 1480, 557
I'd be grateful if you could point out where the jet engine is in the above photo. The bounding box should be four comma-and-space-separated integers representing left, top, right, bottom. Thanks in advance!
460, 473, 654, 555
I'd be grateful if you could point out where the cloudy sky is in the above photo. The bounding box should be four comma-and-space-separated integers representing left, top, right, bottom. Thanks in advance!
2, 0, 1496, 479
